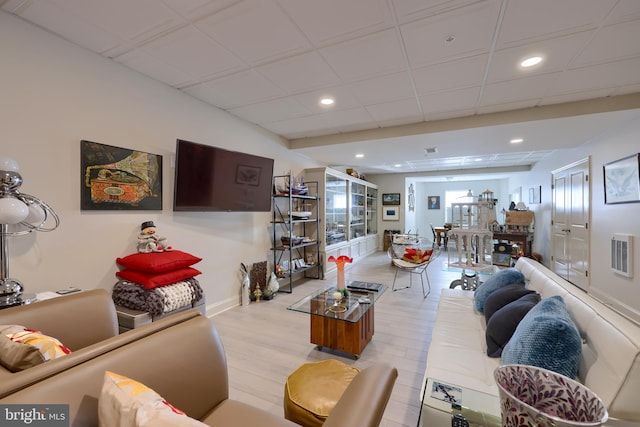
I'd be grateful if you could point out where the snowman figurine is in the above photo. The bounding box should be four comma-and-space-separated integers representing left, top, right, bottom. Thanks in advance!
137, 221, 172, 253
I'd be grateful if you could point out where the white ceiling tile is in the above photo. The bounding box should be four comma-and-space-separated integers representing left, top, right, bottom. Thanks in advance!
604, 0, 640, 24
400, 1, 501, 67
497, 0, 616, 47
162, 0, 240, 20
347, 72, 415, 105
413, 54, 488, 94
572, 19, 640, 67
549, 58, 640, 96
50, 0, 184, 43
183, 69, 285, 108
135, 26, 243, 80
538, 89, 616, 106
9, 1, 120, 53
228, 97, 311, 124
420, 87, 481, 115
256, 51, 341, 94
293, 87, 361, 113
320, 29, 406, 81
116, 50, 194, 87
479, 73, 559, 107
195, 0, 311, 65
365, 98, 423, 122
392, 0, 480, 23
277, 0, 392, 45
487, 32, 592, 83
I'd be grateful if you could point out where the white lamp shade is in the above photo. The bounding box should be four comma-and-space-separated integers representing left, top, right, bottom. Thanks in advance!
0, 157, 19, 172
0, 197, 29, 224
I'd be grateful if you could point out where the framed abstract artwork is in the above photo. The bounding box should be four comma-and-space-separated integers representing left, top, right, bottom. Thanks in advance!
81, 140, 162, 210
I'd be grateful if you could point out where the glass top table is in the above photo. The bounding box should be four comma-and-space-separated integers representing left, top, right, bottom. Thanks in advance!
287, 281, 386, 323
287, 281, 387, 358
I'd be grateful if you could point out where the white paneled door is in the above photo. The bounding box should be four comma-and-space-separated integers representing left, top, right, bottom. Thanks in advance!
551, 158, 590, 290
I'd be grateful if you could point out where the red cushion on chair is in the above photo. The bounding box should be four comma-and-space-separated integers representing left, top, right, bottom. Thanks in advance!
402, 248, 433, 264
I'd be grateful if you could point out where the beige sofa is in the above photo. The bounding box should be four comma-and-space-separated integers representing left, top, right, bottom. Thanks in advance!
0, 289, 201, 397
421, 257, 640, 426
0, 311, 398, 427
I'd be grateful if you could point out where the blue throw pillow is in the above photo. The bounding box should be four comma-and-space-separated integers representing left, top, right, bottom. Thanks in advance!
474, 268, 525, 313
485, 293, 541, 358
502, 296, 582, 379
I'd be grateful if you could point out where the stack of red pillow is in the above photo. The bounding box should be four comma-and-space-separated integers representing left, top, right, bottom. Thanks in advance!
115, 250, 202, 290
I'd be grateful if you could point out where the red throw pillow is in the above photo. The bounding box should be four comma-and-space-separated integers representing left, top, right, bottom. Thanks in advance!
116, 250, 202, 273
116, 267, 201, 290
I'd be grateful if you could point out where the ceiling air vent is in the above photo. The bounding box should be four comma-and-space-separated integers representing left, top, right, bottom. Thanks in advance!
611, 234, 633, 278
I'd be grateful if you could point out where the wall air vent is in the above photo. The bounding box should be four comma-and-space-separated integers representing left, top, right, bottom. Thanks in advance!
611, 234, 633, 278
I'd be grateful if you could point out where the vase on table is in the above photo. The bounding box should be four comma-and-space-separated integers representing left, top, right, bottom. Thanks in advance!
494, 364, 607, 427
328, 255, 353, 293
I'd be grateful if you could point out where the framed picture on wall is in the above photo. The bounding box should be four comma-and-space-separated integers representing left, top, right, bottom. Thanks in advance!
80, 140, 162, 210
428, 196, 440, 209
383, 206, 399, 221
604, 153, 640, 204
382, 193, 400, 205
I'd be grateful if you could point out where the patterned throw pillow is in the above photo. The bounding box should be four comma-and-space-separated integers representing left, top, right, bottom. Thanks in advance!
99, 371, 207, 427
502, 296, 582, 379
0, 325, 71, 372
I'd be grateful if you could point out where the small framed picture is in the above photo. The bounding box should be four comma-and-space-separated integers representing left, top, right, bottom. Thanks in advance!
281, 260, 289, 272
297, 259, 306, 269
382, 193, 400, 205
427, 196, 440, 210
604, 153, 640, 204
383, 206, 399, 221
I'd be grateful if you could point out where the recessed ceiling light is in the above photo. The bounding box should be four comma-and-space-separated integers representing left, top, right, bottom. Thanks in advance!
474, 158, 482, 162
355, 153, 364, 158
510, 138, 524, 144
520, 56, 542, 68
320, 97, 334, 106
394, 164, 401, 168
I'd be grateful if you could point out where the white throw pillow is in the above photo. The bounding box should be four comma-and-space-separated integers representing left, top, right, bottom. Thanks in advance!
99, 371, 207, 427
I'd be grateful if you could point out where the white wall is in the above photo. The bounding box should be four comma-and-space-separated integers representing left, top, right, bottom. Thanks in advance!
1, 12, 318, 315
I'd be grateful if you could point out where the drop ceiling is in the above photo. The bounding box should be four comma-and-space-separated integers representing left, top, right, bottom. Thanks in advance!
4, 0, 640, 175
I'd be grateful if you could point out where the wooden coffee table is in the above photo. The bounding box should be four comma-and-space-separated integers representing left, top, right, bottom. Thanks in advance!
287, 282, 386, 358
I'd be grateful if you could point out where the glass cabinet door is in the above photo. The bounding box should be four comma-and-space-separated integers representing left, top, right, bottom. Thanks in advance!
350, 181, 365, 239
325, 174, 347, 246
366, 187, 377, 235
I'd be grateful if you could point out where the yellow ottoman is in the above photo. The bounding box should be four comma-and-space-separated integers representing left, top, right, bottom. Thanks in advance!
284, 359, 360, 427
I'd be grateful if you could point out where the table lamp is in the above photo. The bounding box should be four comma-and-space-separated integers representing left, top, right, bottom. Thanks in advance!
0, 156, 59, 307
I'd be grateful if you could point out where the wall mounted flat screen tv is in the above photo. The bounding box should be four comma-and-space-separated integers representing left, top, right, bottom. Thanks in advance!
173, 139, 274, 212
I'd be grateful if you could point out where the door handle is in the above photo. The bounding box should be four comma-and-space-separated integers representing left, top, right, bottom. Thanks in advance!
561, 228, 571, 233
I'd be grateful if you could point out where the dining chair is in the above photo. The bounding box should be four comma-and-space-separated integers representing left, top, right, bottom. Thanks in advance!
387, 246, 432, 298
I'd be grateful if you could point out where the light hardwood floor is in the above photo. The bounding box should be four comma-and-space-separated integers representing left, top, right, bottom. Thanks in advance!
211, 249, 461, 427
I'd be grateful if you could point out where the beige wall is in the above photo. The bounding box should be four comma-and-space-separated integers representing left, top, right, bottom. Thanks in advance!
1, 12, 318, 315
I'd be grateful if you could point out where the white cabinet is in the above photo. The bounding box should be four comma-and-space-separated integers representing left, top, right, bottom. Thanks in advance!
305, 168, 378, 273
